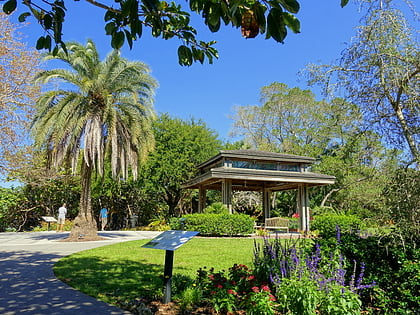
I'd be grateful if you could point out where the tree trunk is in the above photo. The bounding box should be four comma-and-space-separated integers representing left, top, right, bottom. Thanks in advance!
69, 161, 98, 240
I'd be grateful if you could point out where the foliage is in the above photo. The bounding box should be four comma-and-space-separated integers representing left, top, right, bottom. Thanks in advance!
0, 13, 40, 176
310, 213, 362, 239
179, 213, 255, 236
138, 113, 221, 219
195, 264, 277, 314
383, 167, 420, 237
203, 202, 228, 214
31, 39, 157, 239
253, 237, 372, 314
316, 231, 420, 313
304, 1, 420, 166
0, 0, 350, 66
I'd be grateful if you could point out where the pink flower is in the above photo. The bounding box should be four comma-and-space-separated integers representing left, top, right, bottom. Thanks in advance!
252, 286, 259, 293
292, 213, 300, 218
247, 275, 255, 280
227, 289, 237, 295
269, 294, 276, 301
216, 284, 223, 289
261, 285, 271, 292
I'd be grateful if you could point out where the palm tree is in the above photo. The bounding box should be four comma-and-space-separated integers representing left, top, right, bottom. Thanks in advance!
31, 40, 158, 239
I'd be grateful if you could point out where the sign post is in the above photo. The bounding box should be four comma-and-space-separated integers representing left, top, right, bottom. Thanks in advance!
41, 216, 58, 231
142, 230, 199, 304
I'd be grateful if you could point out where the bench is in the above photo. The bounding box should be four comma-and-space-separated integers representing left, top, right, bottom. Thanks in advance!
264, 217, 289, 233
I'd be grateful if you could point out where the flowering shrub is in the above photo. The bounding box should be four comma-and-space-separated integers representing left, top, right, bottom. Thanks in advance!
253, 233, 374, 314
195, 264, 277, 314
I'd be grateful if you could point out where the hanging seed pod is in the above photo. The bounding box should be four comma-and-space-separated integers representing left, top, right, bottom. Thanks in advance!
241, 10, 259, 38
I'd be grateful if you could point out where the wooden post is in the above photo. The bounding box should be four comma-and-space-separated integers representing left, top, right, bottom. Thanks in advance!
198, 186, 206, 213
222, 179, 233, 214
297, 184, 310, 232
263, 187, 271, 219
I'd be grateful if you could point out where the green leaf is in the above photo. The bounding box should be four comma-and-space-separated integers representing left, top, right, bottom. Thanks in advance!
36, 36, 45, 50
282, 12, 300, 33
18, 12, 31, 22
267, 8, 287, 43
104, 10, 114, 22
124, 29, 133, 49
341, 0, 349, 8
111, 31, 125, 49
278, 0, 300, 14
105, 22, 117, 35
43, 14, 53, 29
3, 0, 17, 14
177, 45, 193, 66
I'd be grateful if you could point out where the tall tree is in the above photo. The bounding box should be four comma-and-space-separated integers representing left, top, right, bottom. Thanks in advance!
231, 82, 389, 215
0, 12, 40, 177
2, 0, 347, 66
231, 82, 363, 157
140, 113, 221, 219
31, 40, 157, 239
305, 0, 419, 167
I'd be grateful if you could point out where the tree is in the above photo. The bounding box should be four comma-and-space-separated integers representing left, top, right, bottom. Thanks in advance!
305, 0, 419, 167
231, 82, 364, 157
0, 12, 40, 177
31, 40, 157, 239
2, 0, 348, 66
230, 82, 390, 216
139, 113, 221, 219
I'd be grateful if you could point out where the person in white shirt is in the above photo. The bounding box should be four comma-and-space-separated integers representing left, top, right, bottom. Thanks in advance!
56, 203, 67, 232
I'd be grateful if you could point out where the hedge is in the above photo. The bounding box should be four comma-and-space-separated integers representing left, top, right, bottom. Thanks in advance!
170, 213, 255, 236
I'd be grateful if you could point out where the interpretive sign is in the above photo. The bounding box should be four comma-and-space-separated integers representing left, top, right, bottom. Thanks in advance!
142, 230, 199, 251
41, 216, 57, 222
142, 230, 199, 303
41, 216, 58, 231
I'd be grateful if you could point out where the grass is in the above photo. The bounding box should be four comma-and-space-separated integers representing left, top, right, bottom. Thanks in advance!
53, 237, 257, 305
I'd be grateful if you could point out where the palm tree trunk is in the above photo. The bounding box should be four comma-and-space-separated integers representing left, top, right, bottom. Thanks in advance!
69, 161, 98, 239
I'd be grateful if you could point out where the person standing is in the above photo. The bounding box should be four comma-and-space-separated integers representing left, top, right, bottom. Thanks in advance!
56, 203, 67, 232
99, 207, 108, 231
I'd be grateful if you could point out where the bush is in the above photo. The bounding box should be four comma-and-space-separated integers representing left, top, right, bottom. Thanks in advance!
311, 213, 361, 239
203, 202, 229, 214
179, 213, 255, 236
319, 231, 420, 313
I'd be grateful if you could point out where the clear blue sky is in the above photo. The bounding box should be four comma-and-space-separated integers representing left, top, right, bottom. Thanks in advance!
10, 1, 365, 143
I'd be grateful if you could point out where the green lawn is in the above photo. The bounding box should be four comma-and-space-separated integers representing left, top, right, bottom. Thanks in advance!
54, 237, 257, 305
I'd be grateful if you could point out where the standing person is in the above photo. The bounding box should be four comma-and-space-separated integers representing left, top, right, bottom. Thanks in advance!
99, 207, 108, 231
56, 203, 67, 232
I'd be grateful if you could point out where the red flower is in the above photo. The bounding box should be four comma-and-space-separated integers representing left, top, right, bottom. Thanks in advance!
252, 286, 259, 292
292, 213, 300, 218
227, 289, 237, 295
269, 294, 276, 301
247, 275, 255, 280
216, 284, 223, 289
261, 285, 271, 292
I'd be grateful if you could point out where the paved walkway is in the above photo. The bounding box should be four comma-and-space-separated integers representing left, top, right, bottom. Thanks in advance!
0, 231, 161, 315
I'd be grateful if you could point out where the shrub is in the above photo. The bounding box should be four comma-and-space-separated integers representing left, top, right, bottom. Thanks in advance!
311, 213, 361, 239
203, 202, 229, 214
180, 213, 255, 236
195, 264, 277, 314
253, 237, 372, 314
318, 230, 420, 313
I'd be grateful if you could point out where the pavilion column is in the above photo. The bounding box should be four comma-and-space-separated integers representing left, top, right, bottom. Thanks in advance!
198, 185, 206, 213
263, 187, 271, 219
297, 184, 310, 232
222, 179, 233, 214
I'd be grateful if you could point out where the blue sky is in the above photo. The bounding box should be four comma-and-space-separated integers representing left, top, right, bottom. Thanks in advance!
11, 0, 365, 143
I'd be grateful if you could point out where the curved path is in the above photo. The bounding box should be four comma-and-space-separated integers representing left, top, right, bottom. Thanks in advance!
0, 231, 161, 315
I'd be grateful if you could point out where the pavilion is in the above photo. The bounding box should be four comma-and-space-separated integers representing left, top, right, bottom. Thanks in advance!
182, 150, 335, 232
